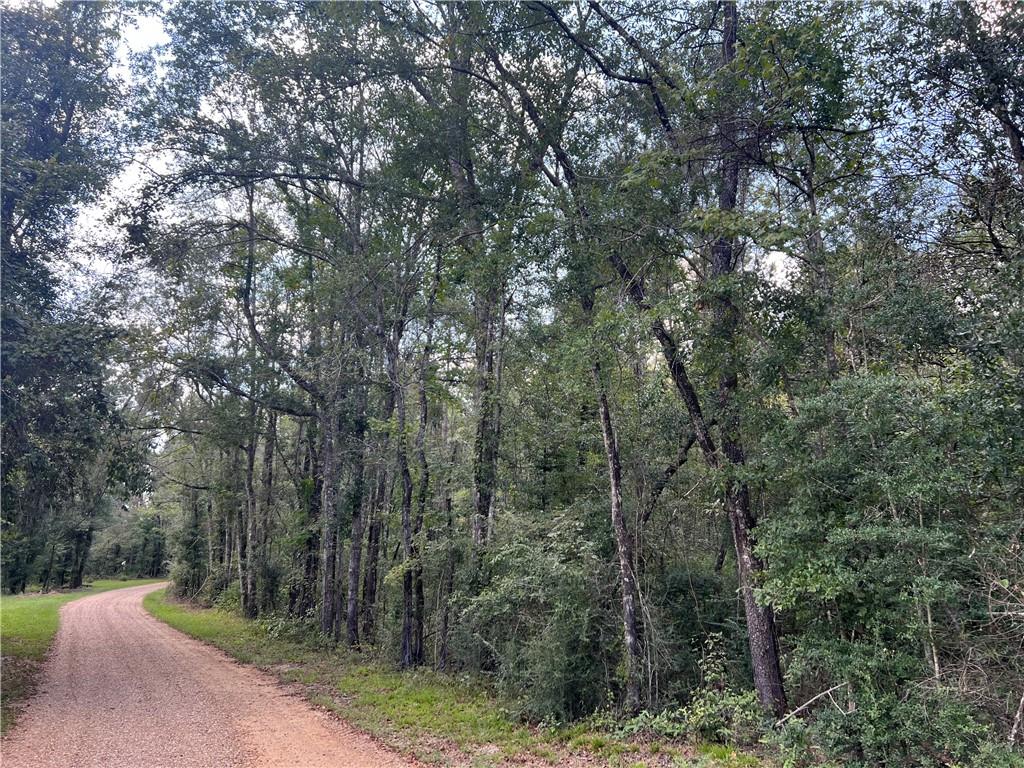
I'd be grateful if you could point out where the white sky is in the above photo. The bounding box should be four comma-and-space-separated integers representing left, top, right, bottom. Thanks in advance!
64, 10, 169, 293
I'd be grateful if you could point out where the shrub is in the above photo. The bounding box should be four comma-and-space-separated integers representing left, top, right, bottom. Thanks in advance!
617, 633, 764, 745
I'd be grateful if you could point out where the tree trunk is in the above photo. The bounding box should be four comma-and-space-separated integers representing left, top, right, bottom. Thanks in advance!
593, 361, 643, 712
392, 338, 417, 668
242, 403, 259, 618
437, 484, 456, 671
319, 402, 341, 635
444, 6, 501, 553
41, 544, 56, 592
710, 0, 787, 717
361, 490, 382, 642
345, 379, 368, 646
69, 526, 93, 589
437, 413, 458, 671
362, 362, 397, 643
258, 410, 276, 612
290, 418, 321, 618
411, 255, 441, 665
205, 497, 215, 584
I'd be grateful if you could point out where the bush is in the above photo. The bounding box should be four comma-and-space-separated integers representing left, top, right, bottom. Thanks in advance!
618, 633, 764, 745
455, 512, 614, 721
772, 681, 1023, 768
684, 687, 762, 744
212, 580, 241, 612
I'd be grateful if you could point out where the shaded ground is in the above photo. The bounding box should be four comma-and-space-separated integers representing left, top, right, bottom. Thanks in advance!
1, 583, 411, 768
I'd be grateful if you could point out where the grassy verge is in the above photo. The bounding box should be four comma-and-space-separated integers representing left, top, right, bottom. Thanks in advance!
0, 578, 164, 733
144, 588, 766, 767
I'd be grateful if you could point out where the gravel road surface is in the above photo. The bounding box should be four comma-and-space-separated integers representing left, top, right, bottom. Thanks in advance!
2, 582, 411, 768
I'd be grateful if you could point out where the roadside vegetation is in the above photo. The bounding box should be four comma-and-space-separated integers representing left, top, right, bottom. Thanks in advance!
145, 587, 765, 768
2, 2, 1022, 766
0, 579, 163, 732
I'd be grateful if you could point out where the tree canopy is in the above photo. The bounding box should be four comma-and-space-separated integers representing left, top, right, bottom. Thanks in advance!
2, 1, 1022, 765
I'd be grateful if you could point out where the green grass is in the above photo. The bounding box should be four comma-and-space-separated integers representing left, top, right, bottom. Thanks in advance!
0, 578, 164, 733
144, 588, 769, 767
144, 588, 541, 763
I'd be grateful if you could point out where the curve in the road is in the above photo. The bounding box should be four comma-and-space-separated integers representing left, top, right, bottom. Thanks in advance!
1, 582, 411, 768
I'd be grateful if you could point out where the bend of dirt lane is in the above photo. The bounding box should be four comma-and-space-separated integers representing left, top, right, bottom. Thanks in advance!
1, 583, 412, 768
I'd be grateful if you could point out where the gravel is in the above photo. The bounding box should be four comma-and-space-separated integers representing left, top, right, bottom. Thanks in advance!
2, 583, 412, 768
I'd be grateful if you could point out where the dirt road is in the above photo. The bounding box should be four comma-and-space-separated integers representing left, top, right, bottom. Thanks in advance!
2, 583, 411, 768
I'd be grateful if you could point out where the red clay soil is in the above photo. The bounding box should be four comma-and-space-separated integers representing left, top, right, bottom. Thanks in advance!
1, 582, 412, 768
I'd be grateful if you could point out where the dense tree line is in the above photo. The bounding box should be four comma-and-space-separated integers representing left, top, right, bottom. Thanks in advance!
1, 2, 149, 590
2, 1, 1022, 765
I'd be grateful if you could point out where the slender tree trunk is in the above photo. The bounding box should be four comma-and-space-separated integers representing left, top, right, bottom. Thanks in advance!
242, 403, 259, 618
391, 338, 417, 668
319, 402, 341, 635
228, 447, 248, 610
593, 361, 643, 712
205, 497, 215, 583
437, 413, 458, 671
444, 6, 501, 554
1010, 688, 1024, 746
222, 497, 232, 575
471, 302, 501, 548
362, 364, 397, 642
345, 379, 368, 646
437, 485, 456, 670
257, 410, 276, 611
290, 419, 322, 618
411, 256, 442, 665
41, 544, 56, 592
333, 531, 345, 640
361, 489, 382, 641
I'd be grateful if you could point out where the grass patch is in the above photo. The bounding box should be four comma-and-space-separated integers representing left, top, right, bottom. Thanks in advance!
144, 588, 539, 764
144, 588, 769, 767
0, 578, 164, 733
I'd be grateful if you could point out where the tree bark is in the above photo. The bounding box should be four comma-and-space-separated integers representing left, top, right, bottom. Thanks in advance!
319, 401, 341, 635
257, 410, 276, 611
289, 418, 321, 619
392, 338, 416, 668
241, 402, 259, 618
710, 0, 787, 717
361, 470, 383, 642
345, 379, 368, 646
411, 255, 442, 664
593, 360, 643, 712
362, 356, 398, 642
444, 5, 501, 552
437, 483, 456, 670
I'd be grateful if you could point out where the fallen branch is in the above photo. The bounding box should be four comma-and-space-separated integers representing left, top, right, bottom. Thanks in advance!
776, 682, 850, 727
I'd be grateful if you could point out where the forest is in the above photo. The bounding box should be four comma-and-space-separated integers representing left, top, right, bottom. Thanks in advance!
1, 1, 1022, 766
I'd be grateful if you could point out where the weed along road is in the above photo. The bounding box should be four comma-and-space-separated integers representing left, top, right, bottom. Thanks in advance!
2, 583, 411, 768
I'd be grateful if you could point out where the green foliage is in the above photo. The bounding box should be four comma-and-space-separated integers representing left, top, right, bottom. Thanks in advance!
88, 507, 168, 579
5, 2, 1023, 766
758, 373, 1024, 765
455, 512, 612, 721
1, 1, 146, 595
145, 588, 715, 766
768, 688, 1024, 768
620, 635, 764, 746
